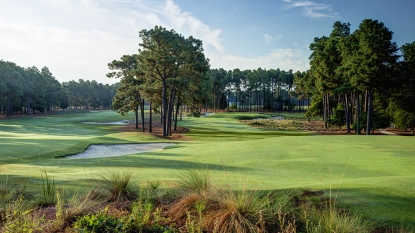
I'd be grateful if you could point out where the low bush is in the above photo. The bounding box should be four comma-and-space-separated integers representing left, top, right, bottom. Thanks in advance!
73, 207, 125, 233
1, 197, 44, 233
123, 198, 168, 233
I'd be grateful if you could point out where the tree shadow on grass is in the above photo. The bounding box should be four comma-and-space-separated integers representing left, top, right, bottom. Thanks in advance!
46, 153, 250, 173
330, 187, 415, 229
251, 186, 415, 230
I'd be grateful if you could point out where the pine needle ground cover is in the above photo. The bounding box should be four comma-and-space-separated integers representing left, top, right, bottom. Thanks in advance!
0, 111, 414, 228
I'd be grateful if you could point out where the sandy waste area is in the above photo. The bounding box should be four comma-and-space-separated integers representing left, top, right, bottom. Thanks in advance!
64, 143, 173, 159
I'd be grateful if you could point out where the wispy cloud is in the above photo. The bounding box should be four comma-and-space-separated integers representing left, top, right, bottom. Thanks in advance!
162, 0, 223, 52
264, 33, 282, 44
131, 0, 222, 52
283, 0, 339, 19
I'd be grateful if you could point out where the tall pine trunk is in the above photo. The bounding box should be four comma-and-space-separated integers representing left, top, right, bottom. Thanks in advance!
174, 95, 181, 131
160, 106, 163, 123
149, 101, 152, 133
235, 92, 238, 112
26, 93, 32, 115
366, 88, 373, 135
140, 98, 145, 132
356, 90, 360, 135
134, 92, 139, 129
323, 94, 328, 129
213, 89, 216, 113
134, 107, 139, 130
344, 93, 351, 134
167, 86, 175, 136
7, 96, 11, 117
162, 77, 168, 136
326, 93, 331, 124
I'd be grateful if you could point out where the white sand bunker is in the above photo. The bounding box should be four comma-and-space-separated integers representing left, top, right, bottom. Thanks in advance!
201, 112, 215, 117
83, 120, 131, 125
64, 143, 174, 159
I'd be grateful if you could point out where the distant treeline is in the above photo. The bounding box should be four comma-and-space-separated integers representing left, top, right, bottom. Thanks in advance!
206, 68, 304, 112
0, 60, 118, 117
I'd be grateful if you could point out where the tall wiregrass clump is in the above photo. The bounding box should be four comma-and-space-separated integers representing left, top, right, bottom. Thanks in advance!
303, 208, 373, 233
168, 170, 213, 224
0, 181, 30, 211
169, 169, 298, 233
36, 170, 57, 207
99, 170, 138, 202
297, 189, 373, 233
204, 189, 271, 233
49, 189, 105, 232
177, 169, 212, 196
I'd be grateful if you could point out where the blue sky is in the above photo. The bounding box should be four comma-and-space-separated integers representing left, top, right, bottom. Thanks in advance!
0, 0, 414, 84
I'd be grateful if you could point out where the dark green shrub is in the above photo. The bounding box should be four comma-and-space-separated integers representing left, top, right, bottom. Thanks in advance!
73, 207, 124, 233
123, 199, 168, 233
229, 102, 237, 110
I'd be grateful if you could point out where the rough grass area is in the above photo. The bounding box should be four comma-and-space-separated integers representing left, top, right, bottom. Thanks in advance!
0, 111, 414, 229
238, 113, 337, 132
0, 170, 395, 232
239, 118, 305, 131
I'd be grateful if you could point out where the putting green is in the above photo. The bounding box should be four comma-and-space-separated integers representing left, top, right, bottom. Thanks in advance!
0, 110, 414, 228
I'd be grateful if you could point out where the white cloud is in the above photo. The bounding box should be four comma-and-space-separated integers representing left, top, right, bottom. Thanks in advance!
283, 0, 340, 19
264, 33, 282, 44
0, 0, 223, 84
0, 20, 137, 83
161, 0, 223, 52
0, 0, 308, 84
264, 34, 273, 44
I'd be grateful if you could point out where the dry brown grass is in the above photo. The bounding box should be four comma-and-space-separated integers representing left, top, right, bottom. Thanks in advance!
166, 192, 208, 224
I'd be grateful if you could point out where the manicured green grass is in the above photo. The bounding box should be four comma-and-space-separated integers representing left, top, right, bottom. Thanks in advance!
0, 110, 414, 228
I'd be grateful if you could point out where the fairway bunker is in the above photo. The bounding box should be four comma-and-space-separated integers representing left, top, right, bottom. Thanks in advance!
62, 143, 174, 159
82, 120, 131, 125
201, 112, 215, 117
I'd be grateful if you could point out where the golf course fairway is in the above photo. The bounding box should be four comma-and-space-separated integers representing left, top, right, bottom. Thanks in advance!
0, 110, 414, 228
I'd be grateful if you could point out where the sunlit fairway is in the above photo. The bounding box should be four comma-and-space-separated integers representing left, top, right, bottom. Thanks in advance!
1, 110, 415, 228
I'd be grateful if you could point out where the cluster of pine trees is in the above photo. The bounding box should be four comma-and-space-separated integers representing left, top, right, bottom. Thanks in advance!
63, 79, 118, 110
206, 68, 304, 112
108, 26, 210, 136
0, 60, 118, 117
293, 19, 415, 134
109, 26, 305, 136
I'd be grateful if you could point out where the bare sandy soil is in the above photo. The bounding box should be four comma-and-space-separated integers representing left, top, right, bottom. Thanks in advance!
82, 120, 132, 125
